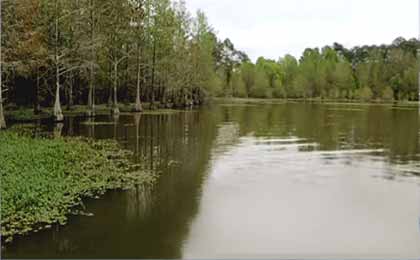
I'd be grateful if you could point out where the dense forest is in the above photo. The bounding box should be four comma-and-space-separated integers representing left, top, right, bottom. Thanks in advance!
0, 0, 419, 128
0, 0, 249, 125
232, 38, 420, 101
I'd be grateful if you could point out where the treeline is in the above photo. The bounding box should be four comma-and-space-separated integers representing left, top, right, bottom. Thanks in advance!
0, 0, 249, 124
229, 38, 420, 101
0, 1, 419, 128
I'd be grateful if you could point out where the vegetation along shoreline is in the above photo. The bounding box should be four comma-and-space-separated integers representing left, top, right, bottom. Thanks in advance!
0, 129, 156, 244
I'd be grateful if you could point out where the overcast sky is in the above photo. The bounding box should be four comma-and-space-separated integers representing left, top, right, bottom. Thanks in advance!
185, 0, 418, 61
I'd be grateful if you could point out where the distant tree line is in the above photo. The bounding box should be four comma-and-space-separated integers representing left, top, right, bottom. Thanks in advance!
230, 37, 420, 101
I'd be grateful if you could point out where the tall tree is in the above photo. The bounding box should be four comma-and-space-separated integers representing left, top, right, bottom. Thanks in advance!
86, 0, 99, 116
278, 54, 298, 98
0, 0, 5, 129
132, 0, 145, 112
240, 62, 255, 97
52, 0, 63, 121
190, 10, 217, 104
102, 0, 132, 115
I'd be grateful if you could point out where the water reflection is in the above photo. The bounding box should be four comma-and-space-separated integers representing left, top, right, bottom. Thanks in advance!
86, 117, 95, 138
53, 123, 64, 138
133, 113, 142, 159
125, 185, 153, 222
4, 103, 420, 259
184, 119, 420, 258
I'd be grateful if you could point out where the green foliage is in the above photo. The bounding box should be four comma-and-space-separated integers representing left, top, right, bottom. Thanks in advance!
6, 109, 40, 121
3, 0, 251, 110
240, 62, 256, 97
382, 86, 395, 101
231, 71, 247, 98
2, 0, 420, 109
6, 108, 52, 121
250, 69, 271, 98
224, 38, 420, 102
332, 61, 354, 99
278, 55, 298, 98
0, 131, 155, 242
356, 87, 374, 102
272, 79, 286, 98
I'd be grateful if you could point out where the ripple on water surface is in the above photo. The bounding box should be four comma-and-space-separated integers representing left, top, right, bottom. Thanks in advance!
183, 133, 420, 259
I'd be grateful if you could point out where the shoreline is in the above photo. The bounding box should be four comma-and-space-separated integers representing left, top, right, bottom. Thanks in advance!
4, 98, 420, 123
213, 97, 420, 107
4, 103, 187, 123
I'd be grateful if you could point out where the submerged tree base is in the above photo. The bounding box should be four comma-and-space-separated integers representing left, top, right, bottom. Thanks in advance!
4, 103, 194, 123
0, 131, 155, 243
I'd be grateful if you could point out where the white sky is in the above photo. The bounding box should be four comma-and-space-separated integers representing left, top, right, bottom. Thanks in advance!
185, 0, 418, 61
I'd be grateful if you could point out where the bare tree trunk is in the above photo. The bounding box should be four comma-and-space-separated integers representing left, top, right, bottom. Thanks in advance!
112, 62, 120, 115
67, 74, 74, 110
108, 86, 113, 107
184, 88, 188, 108
87, 63, 95, 116
0, 0, 5, 129
87, 0, 95, 117
150, 41, 156, 110
54, 74, 63, 121
87, 64, 95, 116
107, 64, 113, 107
54, 79, 63, 121
34, 68, 41, 114
87, 68, 94, 114
53, 123, 64, 138
0, 81, 5, 129
134, 45, 143, 112
53, 0, 63, 122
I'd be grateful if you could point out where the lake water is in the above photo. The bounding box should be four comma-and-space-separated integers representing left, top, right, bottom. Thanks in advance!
3, 102, 420, 259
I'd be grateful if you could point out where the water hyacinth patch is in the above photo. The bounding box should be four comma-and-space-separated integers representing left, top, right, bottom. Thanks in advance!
0, 131, 156, 243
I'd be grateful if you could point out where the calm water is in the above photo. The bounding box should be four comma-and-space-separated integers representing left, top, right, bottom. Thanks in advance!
3, 102, 420, 259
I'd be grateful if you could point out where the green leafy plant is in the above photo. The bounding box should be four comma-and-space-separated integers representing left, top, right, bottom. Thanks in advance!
0, 131, 155, 243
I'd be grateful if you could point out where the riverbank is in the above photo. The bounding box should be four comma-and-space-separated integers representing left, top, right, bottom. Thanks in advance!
0, 130, 155, 243
6, 98, 420, 123
214, 97, 420, 107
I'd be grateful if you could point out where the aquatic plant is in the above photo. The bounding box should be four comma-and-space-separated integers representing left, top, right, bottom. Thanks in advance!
0, 131, 155, 243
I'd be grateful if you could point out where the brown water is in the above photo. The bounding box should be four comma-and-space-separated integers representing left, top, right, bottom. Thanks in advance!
3, 102, 420, 259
